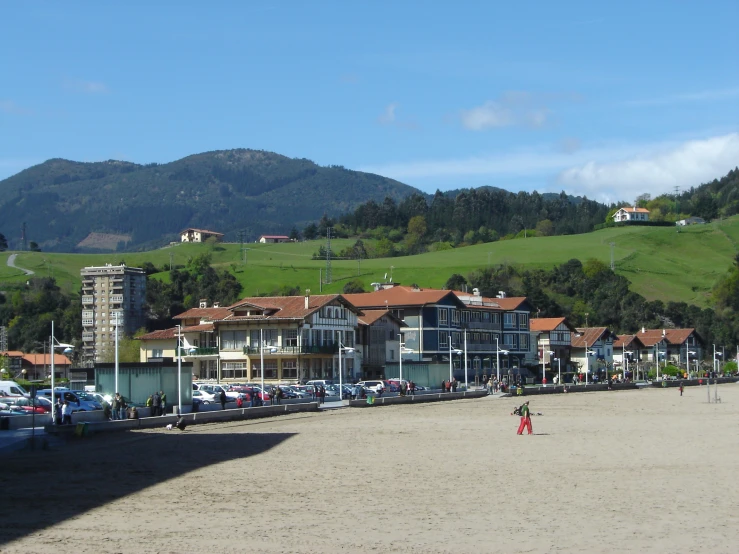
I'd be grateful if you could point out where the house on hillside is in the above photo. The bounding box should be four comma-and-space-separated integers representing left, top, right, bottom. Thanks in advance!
180, 228, 224, 243
571, 327, 616, 380
613, 207, 650, 222
259, 235, 291, 243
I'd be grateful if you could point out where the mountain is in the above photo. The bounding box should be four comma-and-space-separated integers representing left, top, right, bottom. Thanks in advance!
0, 150, 419, 252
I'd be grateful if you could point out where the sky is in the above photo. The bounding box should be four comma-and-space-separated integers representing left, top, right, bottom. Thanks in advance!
1, 0, 738, 204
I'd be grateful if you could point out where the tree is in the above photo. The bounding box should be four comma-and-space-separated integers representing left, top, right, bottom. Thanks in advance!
0, 233, 7, 251
342, 279, 366, 293
374, 237, 395, 258
535, 219, 554, 237
407, 215, 427, 238
289, 227, 300, 241
444, 273, 468, 291
29, 241, 41, 252
98, 333, 142, 363
303, 223, 318, 240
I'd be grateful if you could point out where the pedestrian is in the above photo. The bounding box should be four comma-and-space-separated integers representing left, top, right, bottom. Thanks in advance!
152, 391, 162, 417
236, 395, 244, 408
274, 386, 281, 405
375, 382, 384, 397
61, 400, 72, 425
219, 389, 227, 409
452, 379, 458, 392
679, 382, 684, 396
145, 394, 153, 415
445, 380, 451, 393
319, 385, 326, 404
160, 390, 167, 415
516, 400, 533, 435
409, 381, 415, 396
441, 380, 446, 392
117, 393, 127, 420
55, 396, 63, 425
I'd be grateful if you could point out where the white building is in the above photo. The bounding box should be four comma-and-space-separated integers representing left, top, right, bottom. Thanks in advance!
613, 207, 650, 222
180, 228, 224, 243
81, 264, 147, 364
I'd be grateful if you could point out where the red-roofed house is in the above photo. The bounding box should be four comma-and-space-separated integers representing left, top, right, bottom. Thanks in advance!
180, 228, 224, 243
571, 327, 616, 380
613, 334, 645, 379
529, 317, 577, 381
613, 207, 650, 222
636, 328, 703, 370
138, 293, 361, 383
258, 235, 291, 243
356, 310, 406, 379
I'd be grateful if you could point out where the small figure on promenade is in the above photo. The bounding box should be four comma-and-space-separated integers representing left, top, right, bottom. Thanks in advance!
61, 400, 72, 425
441, 380, 446, 392
55, 397, 63, 425
152, 391, 162, 416
375, 382, 384, 397
319, 385, 326, 404
679, 382, 684, 396
111, 394, 120, 421
145, 395, 153, 414
236, 394, 244, 408
117, 393, 127, 420
451, 379, 458, 392
219, 389, 227, 410
160, 390, 167, 415
409, 381, 415, 396
445, 380, 451, 393
516, 401, 532, 435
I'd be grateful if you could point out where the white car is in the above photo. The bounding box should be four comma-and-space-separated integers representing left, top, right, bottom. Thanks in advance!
192, 390, 216, 404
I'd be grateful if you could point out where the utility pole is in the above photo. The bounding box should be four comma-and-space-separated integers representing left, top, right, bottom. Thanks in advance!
238, 231, 246, 264
21, 222, 27, 252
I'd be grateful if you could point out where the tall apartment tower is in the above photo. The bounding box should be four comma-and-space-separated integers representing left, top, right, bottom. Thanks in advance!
81, 264, 147, 364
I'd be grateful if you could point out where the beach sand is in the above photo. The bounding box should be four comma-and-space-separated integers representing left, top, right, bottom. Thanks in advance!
1, 384, 738, 553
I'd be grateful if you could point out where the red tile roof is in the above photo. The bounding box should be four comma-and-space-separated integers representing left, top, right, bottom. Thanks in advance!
137, 328, 178, 341
174, 307, 233, 321
22, 353, 72, 366
180, 228, 224, 236
613, 334, 645, 349
530, 317, 567, 332
619, 207, 650, 213
637, 328, 695, 347
452, 291, 529, 311
345, 287, 463, 308
224, 294, 357, 321
259, 235, 290, 239
1, 351, 24, 357
183, 323, 215, 333
571, 327, 612, 347
357, 309, 405, 327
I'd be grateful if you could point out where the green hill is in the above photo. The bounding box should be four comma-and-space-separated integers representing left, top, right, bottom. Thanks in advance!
0, 150, 418, 252
2, 216, 737, 308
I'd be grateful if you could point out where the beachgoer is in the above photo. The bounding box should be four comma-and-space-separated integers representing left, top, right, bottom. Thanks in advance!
55, 397, 63, 425
409, 381, 415, 396
679, 382, 684, 396
452, 379, 458, 392
160, 390, 167, 415
61, 400, 72, 425
236, 395, 243, 408
152, 391, 161, 416
111, 394, 120, 421
516, 401, 532, 435
145, 395, 153, 414
117, 393, 127, 420
219, 389, 227, 409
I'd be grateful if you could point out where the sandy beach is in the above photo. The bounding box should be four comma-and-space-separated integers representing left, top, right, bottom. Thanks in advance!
1, 384, 738, 553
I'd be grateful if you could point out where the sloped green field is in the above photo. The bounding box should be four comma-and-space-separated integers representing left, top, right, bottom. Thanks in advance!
2, 218, 737, 307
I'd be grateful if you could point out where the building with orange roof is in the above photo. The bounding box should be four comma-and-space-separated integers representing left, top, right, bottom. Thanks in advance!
356, 310, 406, 379
180, 228, 224, 243
612, 206, 650, 222
570, 327, 617, 381
529, 317, 578, 381
138, 294, 362, 383
635, 327, 703, 370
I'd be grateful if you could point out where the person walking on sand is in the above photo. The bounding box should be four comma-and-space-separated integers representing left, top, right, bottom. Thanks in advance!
516, 400, 533, 435
679, 382, 684, 396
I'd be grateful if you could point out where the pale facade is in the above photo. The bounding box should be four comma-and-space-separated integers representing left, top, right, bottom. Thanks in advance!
180, 228, 224, 243
613, 207, 650, 222
81, 264, 147, 365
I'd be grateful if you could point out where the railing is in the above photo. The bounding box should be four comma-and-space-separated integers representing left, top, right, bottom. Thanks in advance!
179, 347, 219, 356
110, 294, 123, 303
82, 296, 94, 304
242, 344, 341, 355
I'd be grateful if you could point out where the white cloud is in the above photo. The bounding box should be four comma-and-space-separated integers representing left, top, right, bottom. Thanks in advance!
378, 102, 398, 124
63, 78, 109, 94
359, 133, 739, 203
460, 92, 553, 130
558, 133, 739, 202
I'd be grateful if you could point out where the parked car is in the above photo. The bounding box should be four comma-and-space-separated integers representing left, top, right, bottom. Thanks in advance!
5, 396, 52, 414
36, 389, 102, 412
192, 390, 215, 404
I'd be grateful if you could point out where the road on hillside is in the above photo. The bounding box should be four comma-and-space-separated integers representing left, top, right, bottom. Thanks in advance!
7, 254, 34, 276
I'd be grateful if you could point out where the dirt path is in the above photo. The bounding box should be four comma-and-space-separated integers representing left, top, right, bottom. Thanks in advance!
7, 253, 34, 275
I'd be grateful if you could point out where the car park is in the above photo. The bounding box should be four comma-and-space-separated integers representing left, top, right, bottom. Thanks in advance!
0, 380, 29, 397
4, 396, 52, 413
192, 390, 216, 404
36, 389, 102, 412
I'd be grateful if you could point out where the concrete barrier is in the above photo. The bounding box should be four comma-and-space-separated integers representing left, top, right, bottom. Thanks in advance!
649, 377, 739, 388
44, 402, 320, 437
507, 383, 640, 396
349, 390, 487, 408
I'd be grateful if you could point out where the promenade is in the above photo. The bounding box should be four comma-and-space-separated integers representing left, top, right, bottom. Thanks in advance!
1, 383, 738, 553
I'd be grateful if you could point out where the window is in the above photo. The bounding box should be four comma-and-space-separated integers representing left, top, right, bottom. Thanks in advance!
283, 329, 298, 347
264, 329, 278, 346
222, 362, 248, 379
151, 349, 163, 358
518, 313, 528, 330
472, 311, 481, 322
492, 313, 500, 325
282, 359, 297, 379
439, 333, 449, 349
473, 333, 480, 342
519, 334, 529, 350
344, 330, 354, 347
438, 308, 448, 325
451, 332, 460, 347
252, 360, 277, 379
483, 312, 490, 322
452, 310, 460, 324
221, 330, 247, 350
503, 334, 515, 347
462, 311, 470, 323
250, 330, 260, 347
391, 309, 405, 321
504, 313, 516, 329
389, 349, 395, 360
312, 330, 322, 346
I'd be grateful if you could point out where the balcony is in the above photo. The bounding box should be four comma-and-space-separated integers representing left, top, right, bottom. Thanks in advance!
242, 344, 340, 355
82, 296, 94, 304
179, 347, 219, 357
110, 294, 123, 303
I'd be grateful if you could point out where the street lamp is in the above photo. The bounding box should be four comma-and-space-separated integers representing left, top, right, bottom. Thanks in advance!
688, 351, 697, 379
259, 329, 278, 403
463, 330, 469, 391
114, 311, 120, 395
553, 357, 562, 385
584, 341, 595, 385
495, 337, 509, 383
338, 341, 354, 403
623, 350, 633, 381
542, 350, 554, 386
49, 321, 74, 424
448, 335, 462, 384
398, 334, 413, 386
176, 325, 182, 416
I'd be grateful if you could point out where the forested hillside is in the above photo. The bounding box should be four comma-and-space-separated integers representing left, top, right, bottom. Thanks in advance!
0, 150, 416, 252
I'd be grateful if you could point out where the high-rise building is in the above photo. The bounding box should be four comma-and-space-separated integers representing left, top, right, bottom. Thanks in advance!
81, 264, 147, 365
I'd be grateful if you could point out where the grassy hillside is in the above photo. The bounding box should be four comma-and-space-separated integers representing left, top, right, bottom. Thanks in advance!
2, 218, 737, 307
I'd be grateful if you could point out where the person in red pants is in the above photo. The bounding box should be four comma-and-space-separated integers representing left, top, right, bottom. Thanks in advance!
517, 401, 533, 435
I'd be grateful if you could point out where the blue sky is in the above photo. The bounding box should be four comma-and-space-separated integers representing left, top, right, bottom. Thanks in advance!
2, 0, 738, 203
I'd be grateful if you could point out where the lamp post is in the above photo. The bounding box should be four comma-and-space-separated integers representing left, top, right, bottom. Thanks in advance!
338, 342, 354, 403
176, 324, 182, 416
624, 350, 632, 381
554, 357, 561, 386
49, 321, 74, 424
688, 351, 696, 379
398, 334, 413, 386
463, 330, 468, 391
258, 329, 278, 403
448, 335, 462, 384
114, 311, 120, 395
495, 337, 509, 383
584, 341, 595, 385
542, 350, 554, 386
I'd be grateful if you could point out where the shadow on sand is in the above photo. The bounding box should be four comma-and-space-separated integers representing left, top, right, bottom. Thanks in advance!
0, 427, 295, 546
